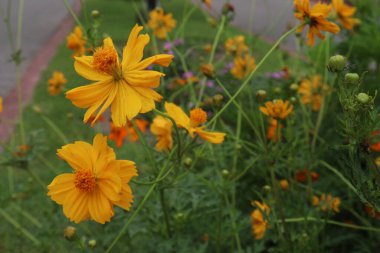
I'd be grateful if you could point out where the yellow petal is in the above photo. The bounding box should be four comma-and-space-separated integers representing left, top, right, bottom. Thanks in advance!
195, 128, 226, 144
47, 173, 76, 204
63, 188, 90, 223
122, 24, 150, 69
57, 141, 96, 171
74, 56, 110, 81
164, 102, 190, 130
124, 70, 164, 88
88, 189, 114, 224
128, 54, 174, 71
110, 82, 142, 126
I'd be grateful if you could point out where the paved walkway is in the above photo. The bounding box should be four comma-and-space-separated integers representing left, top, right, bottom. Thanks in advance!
0, 0, 75, 98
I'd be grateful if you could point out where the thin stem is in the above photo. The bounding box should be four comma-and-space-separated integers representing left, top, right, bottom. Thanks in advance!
63, 0, 85, 32
159, 189, 172, 238
282, 216, 380, 233
207, 25, 302, 126
40, 114, 69, 144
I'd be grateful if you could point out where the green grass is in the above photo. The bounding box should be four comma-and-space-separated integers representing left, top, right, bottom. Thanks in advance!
0, 0, 288, 252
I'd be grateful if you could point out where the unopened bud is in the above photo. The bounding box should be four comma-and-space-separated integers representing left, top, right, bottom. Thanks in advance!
32, 105, 42, 114
290, 83, 299, 91
345, 73, 360, 85
64, 226, 77, 241
273, 87, 282, 94
290, 97, 297, 103
262, 185, 271, 193
91, 10, 100, 19
201, 63, 214, 78
255, 90, 267, 102
222, 169, 229, 178
213, 94, 224, 105
184, 157, 192, 167
88, 239, 97, 248
327, 55, 347, 73
357, 93, 369, 104
279, 179, 289, 190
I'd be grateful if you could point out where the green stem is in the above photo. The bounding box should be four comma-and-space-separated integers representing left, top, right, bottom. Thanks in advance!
40, 114, 69, 143
105, 162, 169, 253
159, 189, 172, 238
63, 0, 85, 32
207, 25, 302, 126
282, 216, 380, 233
0, 208, 41, 246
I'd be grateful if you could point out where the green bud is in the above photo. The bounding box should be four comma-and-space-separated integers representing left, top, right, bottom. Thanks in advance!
184, 157, 192, 167
222, 169, 229, 178
262, 185, 271, 193
273, 87, 282, 94
91, 10, 100, 19
357, 93, 369, 104
88, 239, 97, 248
64, 226, 77, 241
255, 90, 267, 102
345, 73, 360, 85
327, 55, 347, 73
290, 83, 299, 91
290, 97, 297, 103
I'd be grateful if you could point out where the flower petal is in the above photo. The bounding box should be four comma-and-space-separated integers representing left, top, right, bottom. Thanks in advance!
164, 102, 190, 130
74, 56, 110, 81
63, 188, 90, 223
47, 173, 76, 204
88, 189, 114, 224
195, 128, 226, 144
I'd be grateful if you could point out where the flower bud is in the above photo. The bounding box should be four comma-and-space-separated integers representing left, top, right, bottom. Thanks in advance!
273, 87, 282, 94
64, 226, 77, 241
184, 157, 192, 167
344, 73, 360, 85
255, 90, 267, 102
88, 239, 97, 248
262, 185, 271, 193
357, 93, 369, 104
290, 97, 297, 103
213, 94, 224, 106
222, 169, 229, 178
279, 179, 289, 190
91, 10, 100, 19
32, 105, 42, 114
290, 83, 299, 91
207, 17, 217, 27
201, 63, 214, 78
327, 55, 347, 73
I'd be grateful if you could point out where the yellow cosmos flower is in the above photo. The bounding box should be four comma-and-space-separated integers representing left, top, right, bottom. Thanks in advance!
332, 0, 360, 30
148, 8, 177, 39
66, 26, 87, 57
47, 134, 138, 224
66, 25, 173, 127
294, 0, 340, 46
48, 71, 67, 96
150, 115, 173, 152
260, 99, 293, 120
230, 54, 256, 80
298, 75, 330, 111
250, 201, 270, 240
225, 35, 249, 56
164, 102, 225, 144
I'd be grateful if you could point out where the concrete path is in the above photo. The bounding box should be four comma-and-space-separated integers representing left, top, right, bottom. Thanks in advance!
199, 0, 296, 50
0, 0, 75, 98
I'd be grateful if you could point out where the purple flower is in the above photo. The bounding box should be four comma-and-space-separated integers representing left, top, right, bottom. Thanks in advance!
174, 38, 184, 46
183, 71, 194, 79
206, 80, 215, 88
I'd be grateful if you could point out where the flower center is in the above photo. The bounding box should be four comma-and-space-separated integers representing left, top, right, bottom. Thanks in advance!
75, 170, 97, 192
190, 108, 207, 127
93, 46, 123, 80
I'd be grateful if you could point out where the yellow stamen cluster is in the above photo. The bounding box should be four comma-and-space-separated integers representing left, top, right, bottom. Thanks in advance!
75, 170, 97, 192
190, 108, 207, 126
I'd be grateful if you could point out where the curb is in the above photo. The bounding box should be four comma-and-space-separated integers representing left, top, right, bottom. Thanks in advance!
0, 0, 81, 142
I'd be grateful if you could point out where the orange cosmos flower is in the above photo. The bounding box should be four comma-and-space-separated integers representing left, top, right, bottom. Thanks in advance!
364, 203, 380, 219
66, 25, 173, 127
295, 169, 320, 183
313, 194, 341, 213
47, 134, 138, 224
331, 0, 360, 30
225, 35, 249, 56
298, 75, 329, 111
266, 118, 283, 142
109, 123, 127, 148
294, 0, 340, 46
148, 8, 177, 39
126, 119, 149, 142
48, 71, 67, 96
260, 99, 293, 120
230, 54, 256, 80
165, 102, 225, 144
0, 96, 3, 113
66, 26, 87, 57
370, 131, 380, 152
150, 116, 173, 151
250, 201, 270, 240
13, 145, 30, 157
